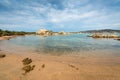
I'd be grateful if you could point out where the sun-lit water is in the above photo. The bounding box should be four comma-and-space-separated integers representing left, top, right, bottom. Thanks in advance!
0, 34, 120, 57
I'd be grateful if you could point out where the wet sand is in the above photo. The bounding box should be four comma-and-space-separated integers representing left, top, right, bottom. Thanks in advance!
0, 51, 120, 80
0, 36, 17, 40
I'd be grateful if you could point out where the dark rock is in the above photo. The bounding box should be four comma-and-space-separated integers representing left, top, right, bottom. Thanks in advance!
117, 39, 120, 41
0, 54, 6, 58
41, 64, 45, 68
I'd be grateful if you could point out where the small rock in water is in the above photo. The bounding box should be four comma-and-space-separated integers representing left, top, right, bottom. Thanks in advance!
117, 39, 120, 41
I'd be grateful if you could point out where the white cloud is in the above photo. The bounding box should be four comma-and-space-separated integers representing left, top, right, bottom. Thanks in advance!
0, 0, 120, 31
48, 8, 100, 23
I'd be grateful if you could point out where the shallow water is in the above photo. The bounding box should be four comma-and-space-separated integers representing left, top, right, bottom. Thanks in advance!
0, 34, 120, 57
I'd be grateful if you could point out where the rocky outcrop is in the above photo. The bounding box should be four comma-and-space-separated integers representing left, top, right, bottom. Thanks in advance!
89, 33, 120, 38
36, 29, 53, 36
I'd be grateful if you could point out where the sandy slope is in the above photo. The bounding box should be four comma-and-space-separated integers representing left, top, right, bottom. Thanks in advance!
0, 52, 120, 80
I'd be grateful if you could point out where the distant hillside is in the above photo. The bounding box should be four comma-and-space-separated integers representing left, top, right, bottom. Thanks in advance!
0, 29, 35, 37
81, 29, 120, 33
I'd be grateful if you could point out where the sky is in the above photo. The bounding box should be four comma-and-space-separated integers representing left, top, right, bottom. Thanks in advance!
0, 0, 120, 32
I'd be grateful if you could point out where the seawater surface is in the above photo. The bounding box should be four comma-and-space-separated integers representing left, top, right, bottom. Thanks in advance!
0, 34, 120, 57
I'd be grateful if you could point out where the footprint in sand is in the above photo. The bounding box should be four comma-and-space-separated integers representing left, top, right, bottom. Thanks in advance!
50, 72, 62, 80
0, 73, 9, 80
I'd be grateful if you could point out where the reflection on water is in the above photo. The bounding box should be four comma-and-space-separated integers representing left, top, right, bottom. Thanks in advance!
0, 34, 120, 57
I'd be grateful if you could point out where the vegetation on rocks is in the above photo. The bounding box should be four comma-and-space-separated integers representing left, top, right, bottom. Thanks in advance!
89, 33, 120, 39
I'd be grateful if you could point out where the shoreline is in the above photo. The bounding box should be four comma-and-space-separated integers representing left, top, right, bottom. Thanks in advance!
0, 50, 120, 80
0, 36, 14, 40
0, 35, 28, 40
0, 34, 120, 80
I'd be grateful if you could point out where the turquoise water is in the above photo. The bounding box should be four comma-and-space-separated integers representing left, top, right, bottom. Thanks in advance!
0, 34, 120, 57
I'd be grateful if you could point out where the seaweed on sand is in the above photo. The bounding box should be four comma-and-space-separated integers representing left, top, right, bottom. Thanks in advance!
22, 65, 35, 74
22, 58, 35, 75
22, 58, 32, 65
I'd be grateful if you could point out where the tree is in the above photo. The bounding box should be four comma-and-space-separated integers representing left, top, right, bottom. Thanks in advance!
0, 29, 2, 36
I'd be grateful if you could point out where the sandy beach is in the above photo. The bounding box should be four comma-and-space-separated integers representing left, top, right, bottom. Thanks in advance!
0, 0, 120, 79
0, 36, 13, 40
0, 50, 120, 80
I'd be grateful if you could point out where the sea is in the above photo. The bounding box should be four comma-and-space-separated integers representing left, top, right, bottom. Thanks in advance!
0, 34, 120, 57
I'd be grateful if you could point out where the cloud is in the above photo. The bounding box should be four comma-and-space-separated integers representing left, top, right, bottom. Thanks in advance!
48, 10, 99, 23
0, 0, 120, 31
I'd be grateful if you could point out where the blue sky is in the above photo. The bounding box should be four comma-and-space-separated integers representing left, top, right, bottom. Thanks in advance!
0, 0, 120, 32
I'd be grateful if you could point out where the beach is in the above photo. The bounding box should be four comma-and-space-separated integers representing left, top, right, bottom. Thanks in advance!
0, 50, 120, 80
0, 0, 120, 79
0, 34, 120, 80
0, 36, 14, 40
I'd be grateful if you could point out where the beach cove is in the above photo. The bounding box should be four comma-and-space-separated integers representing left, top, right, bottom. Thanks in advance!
0, 34, 120, 80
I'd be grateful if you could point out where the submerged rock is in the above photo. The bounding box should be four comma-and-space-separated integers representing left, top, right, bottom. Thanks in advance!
116, 38, 120, 41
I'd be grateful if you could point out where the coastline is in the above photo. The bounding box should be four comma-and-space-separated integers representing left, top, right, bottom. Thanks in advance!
0, 34, 120, 80
0, 36, 14, 40
0, 35, 21, 40
0, 35, 27, 40
0, 50, 120, 80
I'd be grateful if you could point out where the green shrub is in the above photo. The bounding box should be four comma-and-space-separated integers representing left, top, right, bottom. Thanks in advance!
0, 29, 35, 36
